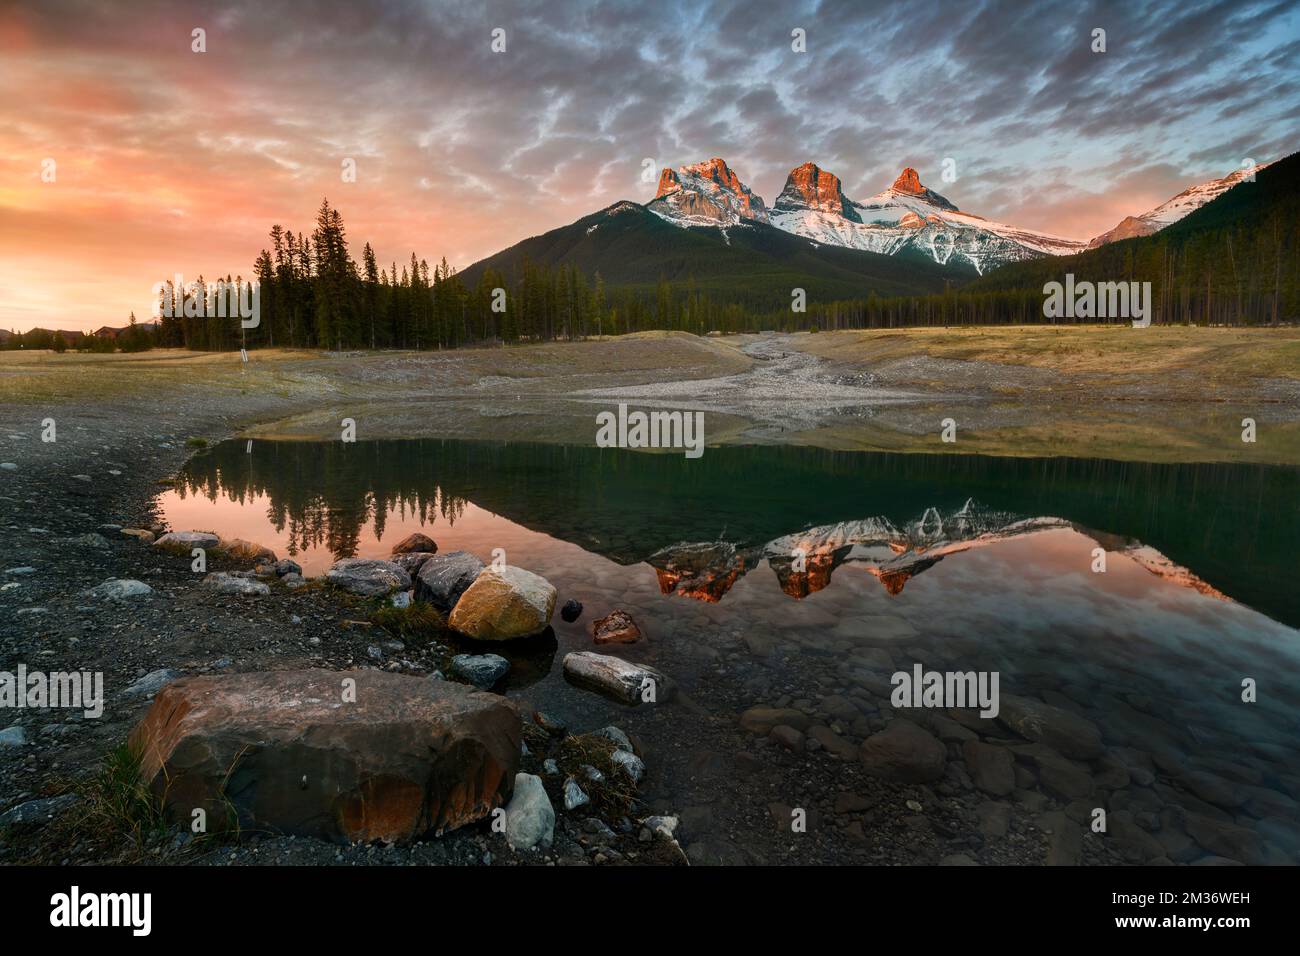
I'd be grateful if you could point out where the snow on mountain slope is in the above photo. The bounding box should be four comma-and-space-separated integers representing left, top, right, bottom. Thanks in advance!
770, 164, 1086, 274
647, 157, 769, 226
1087, 162, 1272, 248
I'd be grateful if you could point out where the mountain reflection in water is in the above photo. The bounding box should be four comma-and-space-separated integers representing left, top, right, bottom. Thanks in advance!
161, 438, 1300, 628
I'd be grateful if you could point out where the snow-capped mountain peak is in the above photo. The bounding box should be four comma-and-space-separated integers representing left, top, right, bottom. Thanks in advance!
1088, 162, 1272, 248
649, 157, 768, 226
770, 163, 1085, 274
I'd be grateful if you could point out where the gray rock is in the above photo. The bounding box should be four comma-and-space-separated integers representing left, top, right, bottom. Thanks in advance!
450, 654, 510, 689
0, 725, 28, 747
611, 749, 646, 783
963, 739, 1016, 796
563, 777, 590, 810
55, 533, 111, 550
391, 552, 437, 576
562, 652, 668, 705
325, 558, 411, 597
274, 558, 302, 577
125, 668, 182, 699
83, 578, 153, 601
505, 772, 554, 850
594, 725, 633, 752
0, 793, 79, 829
153, 531, 220, 552
202, 572, 270, 597
414, 551, 484, 611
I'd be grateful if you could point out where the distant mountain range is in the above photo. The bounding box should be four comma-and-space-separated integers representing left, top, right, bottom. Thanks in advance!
462, 154, 1281, 303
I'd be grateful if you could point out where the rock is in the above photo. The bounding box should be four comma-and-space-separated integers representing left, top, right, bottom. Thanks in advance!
83, 578, 153, 601
808, 725, 857, 760
389, 590, 411, 609
1179, 771, 1247, 810
274, 558, 302, 577
1041, 810, 1082, 866
739, 707, 811, 734
998, 693, 1103, 759
963, 739, 1016, 796
215, 538, 277, 563
391, 552, 436, 576
592, 609, 641, 644
413, 551, 484, 611
391, 532, 437, 555
504, 773, 554, 850
940, 853, 979, 866
129, 669, 520, 843
282, 573, 305, 588
976, 801, 1010, 838
325, 558, 411, 597
0, 462, 15, 471
202, 572, 270, 597
55, 533, 111, 549
1110, 816, 1166, 863
450, 654, 510, 689
834, 792, 872, 814
859, 719, 946, 783
120, 528, 156, 544
562, 652, 667, 705
594, 726, 633, 752
563, 777, 590, 810
644, 815, 679, 839
0, 793, 79, 830
532, 711, 568, 737
124, 668, 181, 699
448, 566, 556, 640
770, 725, 806, 754
0, 725, 28, 747
153, 531, 219, 553
611, 749, 646, 783
1183, 813, 1263, 864
560, 599, 583, 623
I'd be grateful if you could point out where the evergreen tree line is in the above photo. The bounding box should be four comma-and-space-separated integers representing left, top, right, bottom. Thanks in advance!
156, 190, 1300, 351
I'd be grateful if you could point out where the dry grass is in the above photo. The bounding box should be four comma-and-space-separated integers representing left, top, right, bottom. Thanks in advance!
798, 325, 1300, 384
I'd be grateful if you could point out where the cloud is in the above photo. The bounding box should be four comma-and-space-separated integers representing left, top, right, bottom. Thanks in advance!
0, 0, 1295, 329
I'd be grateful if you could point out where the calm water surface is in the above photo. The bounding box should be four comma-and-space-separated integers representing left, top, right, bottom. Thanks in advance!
157, 439, 1300, 863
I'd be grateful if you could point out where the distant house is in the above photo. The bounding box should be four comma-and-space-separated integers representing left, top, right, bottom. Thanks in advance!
93, 322, 160, 340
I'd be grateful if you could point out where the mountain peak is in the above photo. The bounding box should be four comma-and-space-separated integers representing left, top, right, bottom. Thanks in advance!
892, 167, 926, 194
648, 157, 768, 226
885, 166, 958, 212
774, 162, 861, 221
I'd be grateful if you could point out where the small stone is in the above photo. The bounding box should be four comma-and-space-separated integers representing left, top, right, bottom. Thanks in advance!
450, 654, 510, 690
592, 609, 641, 644
563, 777, 590, 810
560, 599, 583, 623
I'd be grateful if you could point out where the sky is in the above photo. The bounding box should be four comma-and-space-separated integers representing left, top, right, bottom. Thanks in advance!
1, 0, 1296, 332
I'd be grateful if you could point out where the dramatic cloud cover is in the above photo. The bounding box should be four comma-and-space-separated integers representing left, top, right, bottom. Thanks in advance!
1, 0, 1296, 330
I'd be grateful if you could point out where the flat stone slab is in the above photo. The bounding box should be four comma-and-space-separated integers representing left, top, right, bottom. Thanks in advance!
129, 668, 520, 844
562, 651, 668, 705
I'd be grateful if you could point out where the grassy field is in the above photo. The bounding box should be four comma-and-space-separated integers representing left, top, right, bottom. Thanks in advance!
2, 327, 1296, 464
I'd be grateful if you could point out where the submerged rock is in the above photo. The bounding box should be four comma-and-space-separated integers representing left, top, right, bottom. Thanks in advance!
504, 772, 554, 850
325, 558, 411, 597
391, 532, 438, 555
449, 566, 556, 641
451, 653, 511, 689
129, 669, 520, 843
560, 598, 583, 623
414, 551, 484, 611
562, 651, 667, 705
859, 719, 946, 782
998, 693, 1103, 760
592, 609, 642, 645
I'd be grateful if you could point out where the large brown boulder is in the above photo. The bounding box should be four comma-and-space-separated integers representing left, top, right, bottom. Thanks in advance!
449, 566, 556, 640
859, 718, 946, 782
391, 532, 437, 555
128, 669, 520, 844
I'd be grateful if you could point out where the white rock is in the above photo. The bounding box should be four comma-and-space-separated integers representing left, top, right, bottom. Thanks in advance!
562, 652, 667, 705
83, 578, 153, 601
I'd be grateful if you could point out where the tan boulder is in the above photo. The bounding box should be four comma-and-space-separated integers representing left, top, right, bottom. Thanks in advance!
449, 566, 556, 640
129, 669, 520, 843
214, 538, 278, 563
